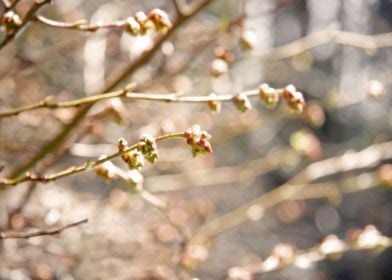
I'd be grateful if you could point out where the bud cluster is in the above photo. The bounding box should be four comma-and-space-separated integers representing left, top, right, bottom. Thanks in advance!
1, 11, 22, 36
184, 125, 213, 157
118, 134, 159, 170
125, 9, 172, 36
283, 84, 306, 113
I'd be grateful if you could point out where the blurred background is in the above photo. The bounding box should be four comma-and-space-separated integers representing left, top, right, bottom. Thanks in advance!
0, 0, 392, 279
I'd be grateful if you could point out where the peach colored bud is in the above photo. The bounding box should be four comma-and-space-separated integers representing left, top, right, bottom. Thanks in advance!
210, 58, 228, 77
271, 243, 295, 264
319, 235, 345, 255
357, 225, 382, 249
1, 11, 22, 35
95, 160, 118, 181
283, 84, 305, 113
148, 9, 172, 31
240, 30, 257, 50
259, 83, 279, 108
125, 17, 141, 36
184, 125, 213, 157
134, 11, 150, 34
232, 92, 252, 113
303, 102, 325, 127
117, 138, 128, 151
214, 46, 235, 63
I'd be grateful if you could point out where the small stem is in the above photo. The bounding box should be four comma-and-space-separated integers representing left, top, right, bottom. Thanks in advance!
0, 218, 88, 239
0, 132, 185, 187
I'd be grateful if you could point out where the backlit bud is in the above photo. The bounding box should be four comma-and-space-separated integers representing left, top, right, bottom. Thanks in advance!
117, 137, 128, 152
210, 58, 228, 77
207, 94, 221, 113
240, 30, 257, 50
148, 9, 172, 31
122, 150, 144, 170
134, 11, 151, 34
232, 92, 252, 113
1, 11, 22, 36
125, 17, 141, 36
259, 83, 279, 108
283, 84, 305, 113
184, 125, 213, 157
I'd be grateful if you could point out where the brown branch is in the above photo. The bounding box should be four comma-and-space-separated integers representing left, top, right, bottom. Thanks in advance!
0, 218, 88, 239
251, 27, 392, 62
0, 132, 185, 187
5, 0, 213, 189
0, 84, 262, 118
196, 141, 392, 238
0, 0, 51, 51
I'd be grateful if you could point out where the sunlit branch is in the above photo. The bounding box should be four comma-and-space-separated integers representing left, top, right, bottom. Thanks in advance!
0, 218, 88, 239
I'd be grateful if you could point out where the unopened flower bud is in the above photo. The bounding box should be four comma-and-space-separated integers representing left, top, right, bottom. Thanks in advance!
210, 58, 228, 77
214, 46, 235, 63
283, 84, 305, 113
184, 125, 213, 157
367, 80, 385, 100
319, 235, 345, 255
134, 11, 151, 34
207, 94, 221, 113
1, 11, 22, 36
240, 30, 257, 50
122, 150, 144, 170
148, 9, 172, 31
137, 133, 159, 163
232, 92, 252, 112
95, 158, 117, 181
117, 137, 128, 152
125, 17, 141, 36
303, 102, 325, 127
259, 83, 279, 108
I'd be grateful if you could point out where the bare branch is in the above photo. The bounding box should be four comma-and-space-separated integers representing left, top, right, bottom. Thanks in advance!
0, 218, 88, 239
0, 0, 51, 51
0, 132, 185, 187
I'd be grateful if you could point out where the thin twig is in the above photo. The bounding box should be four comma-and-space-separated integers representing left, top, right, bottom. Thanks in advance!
0, 0, 51, 51
0, 218, 88, 239
0, 84, 262, 118
34, 15, 128, 32
250, 28, 392, 62
0, 132, 185, 187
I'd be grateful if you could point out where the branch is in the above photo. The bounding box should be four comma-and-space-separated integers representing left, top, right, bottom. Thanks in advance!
0, 132, 185, 187
0, 0, 51, 51
251, 27, 392, 62
227, 225, 392, 278
0, 218, 88, 239
0, 85, 265, 118
196, 141, 392, 237
5, 0, 213, 186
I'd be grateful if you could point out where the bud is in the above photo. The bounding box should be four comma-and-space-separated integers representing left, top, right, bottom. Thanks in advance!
210, 58, 228, 77
240, 30, 257, 50
303, 102, 325, 127
1, 11, 22, 36
283, 84, 305, 113
137, 133, 159, 163
95, 158, 117, 181
134, 11, 151, 34
117, 137, 128, 152
259, 83, 279, 108
271, 243, 295, 264
319, 235, 345, 255
232, 92, 252, 113
148, 9, 172, 31
125, 17, 141, 36
356, 225, 383, 249
184, 125, 213, 157
207, 94, 221, 113
122, 150, 144, 170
